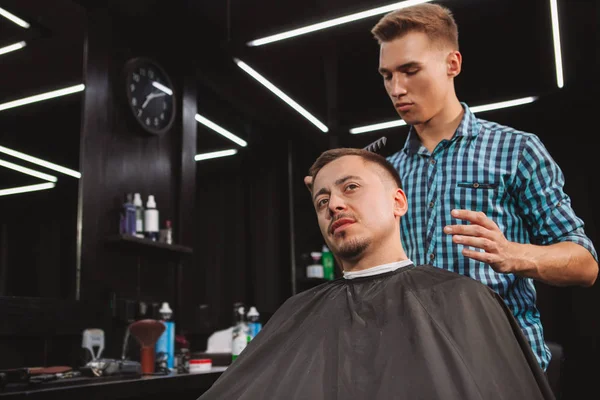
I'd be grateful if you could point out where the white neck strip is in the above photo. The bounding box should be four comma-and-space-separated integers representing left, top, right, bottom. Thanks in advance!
343, 259, 413, 280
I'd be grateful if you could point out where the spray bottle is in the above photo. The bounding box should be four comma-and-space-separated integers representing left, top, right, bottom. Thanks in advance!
247, 306, 262, 341
155, 302, 175, 370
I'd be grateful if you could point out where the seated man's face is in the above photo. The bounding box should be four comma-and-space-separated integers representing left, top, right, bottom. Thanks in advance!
311, 155, 403, 261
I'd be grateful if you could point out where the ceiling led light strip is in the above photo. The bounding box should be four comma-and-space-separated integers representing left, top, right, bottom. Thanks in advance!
0, 84, 85, 112
549, 0, 564, 88
0, 145, 81, 178
350, 96, 538, 134
0, 182, 55, 197
246, 0, 431, 47
195, 149, 238, 161
0, 41, 26, 56
0, 7, 30, 29
0, 158, 57, 182
234, 58, 329, 133
195, 114, 248, 147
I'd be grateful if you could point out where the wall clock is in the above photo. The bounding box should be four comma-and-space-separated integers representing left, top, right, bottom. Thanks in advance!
123, 57, 176, 136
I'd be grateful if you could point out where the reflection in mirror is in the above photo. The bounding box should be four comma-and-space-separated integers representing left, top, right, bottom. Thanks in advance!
0, 2, 84, 299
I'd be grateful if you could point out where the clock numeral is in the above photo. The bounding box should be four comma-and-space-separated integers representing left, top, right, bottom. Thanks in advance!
140, 68, 146, 77
153, 117, 159, 127
163, 101, 167, 110
160, 113, 165, 120
137, 109, 143, 117
131, 98, 137, 106
132, 73, 140, 82
145, 117, 151, 125
148, 70, 155, 79
130, 83, 135, 92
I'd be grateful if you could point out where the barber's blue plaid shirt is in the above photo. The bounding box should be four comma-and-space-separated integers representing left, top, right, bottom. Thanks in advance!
387, 103, 598, 371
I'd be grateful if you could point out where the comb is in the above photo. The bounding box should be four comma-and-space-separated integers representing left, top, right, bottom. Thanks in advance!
363, 136, 387, 153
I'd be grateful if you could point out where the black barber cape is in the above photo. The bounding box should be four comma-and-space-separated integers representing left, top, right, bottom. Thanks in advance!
198, 264, 554, 400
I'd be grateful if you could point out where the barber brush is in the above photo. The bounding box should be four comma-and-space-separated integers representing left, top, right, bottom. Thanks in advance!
363, 136, 387, 153
128, 319, 165, 374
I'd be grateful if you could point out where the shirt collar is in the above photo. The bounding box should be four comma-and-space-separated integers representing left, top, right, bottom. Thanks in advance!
401, 102, 480, 156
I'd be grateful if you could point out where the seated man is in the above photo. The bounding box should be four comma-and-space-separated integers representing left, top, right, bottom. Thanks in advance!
198, 148, 554, 400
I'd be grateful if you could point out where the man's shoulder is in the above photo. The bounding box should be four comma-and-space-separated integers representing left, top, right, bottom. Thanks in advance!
475, 117, 538, 141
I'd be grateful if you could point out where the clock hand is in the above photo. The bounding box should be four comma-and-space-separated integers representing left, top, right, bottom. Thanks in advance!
141, 92, 166, 109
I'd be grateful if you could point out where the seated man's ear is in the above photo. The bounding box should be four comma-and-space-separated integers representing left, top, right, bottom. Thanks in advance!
304, 176, 313, 193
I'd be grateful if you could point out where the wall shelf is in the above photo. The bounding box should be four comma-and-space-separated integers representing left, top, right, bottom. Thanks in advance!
105, 234, 193, 257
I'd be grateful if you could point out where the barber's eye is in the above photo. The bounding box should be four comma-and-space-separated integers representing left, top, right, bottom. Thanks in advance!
406, 69, 419, 76
345, 184, 359, 191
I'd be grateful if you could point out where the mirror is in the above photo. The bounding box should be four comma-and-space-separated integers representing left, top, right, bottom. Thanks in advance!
0, 3, 85, 299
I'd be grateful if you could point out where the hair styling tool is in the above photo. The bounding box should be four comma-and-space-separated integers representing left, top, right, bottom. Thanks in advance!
363, 136, 387, 153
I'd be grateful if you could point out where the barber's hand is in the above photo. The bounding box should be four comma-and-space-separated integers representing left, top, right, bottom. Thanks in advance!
304, 176, 313, 192
443, 209, 519, 274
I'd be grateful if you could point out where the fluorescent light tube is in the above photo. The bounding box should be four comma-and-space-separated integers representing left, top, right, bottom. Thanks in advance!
152, 81, 173, 96
233, 58, 329, 133
195, 149, 238, 161
549, 0, 564, 88
0, 41, 26, 56
350, 96, 538, 134
0, 158, 57, 182
0, 84, 85, 112
195, 114, 248, 147
0, 7, 30, 29
0, 182, 55, 197
0, 145, 81, 178
469, 96, 537, 113
350, 119, 407, 134
247, 0, 431, 47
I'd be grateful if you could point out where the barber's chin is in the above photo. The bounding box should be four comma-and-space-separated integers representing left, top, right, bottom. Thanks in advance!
398, 114, 421, 126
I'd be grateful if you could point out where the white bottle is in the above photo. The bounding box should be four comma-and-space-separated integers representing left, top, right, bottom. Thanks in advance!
133, 193, 144, 238
306, 252, 324, 278
144, 195, 159, 241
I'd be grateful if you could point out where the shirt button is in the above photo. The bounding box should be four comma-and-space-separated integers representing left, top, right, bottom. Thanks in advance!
430, 159, 436, 165
429, 254, 435, 261
473, 182, 480, 188
429, 201, 435, 208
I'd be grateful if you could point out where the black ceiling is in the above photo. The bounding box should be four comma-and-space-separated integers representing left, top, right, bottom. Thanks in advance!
0, 0, 595, 161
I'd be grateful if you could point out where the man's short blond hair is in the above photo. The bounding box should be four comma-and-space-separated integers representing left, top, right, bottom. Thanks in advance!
371, 3, 459, 50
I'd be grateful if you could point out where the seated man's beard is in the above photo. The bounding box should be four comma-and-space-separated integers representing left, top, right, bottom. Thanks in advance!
337, 236, 370, 260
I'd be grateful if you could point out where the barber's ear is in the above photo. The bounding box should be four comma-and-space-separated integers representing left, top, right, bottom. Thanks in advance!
304, 175, 313, 193
393, 188, 408, 217
447, 50, 462, 78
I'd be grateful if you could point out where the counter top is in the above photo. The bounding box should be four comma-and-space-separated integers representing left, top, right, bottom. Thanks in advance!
0, 367, 226, 400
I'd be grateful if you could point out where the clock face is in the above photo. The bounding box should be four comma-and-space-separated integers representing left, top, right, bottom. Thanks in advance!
124, 58, 176, 135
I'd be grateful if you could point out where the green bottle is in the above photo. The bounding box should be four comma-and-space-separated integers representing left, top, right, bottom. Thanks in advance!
322, 245, 335, 280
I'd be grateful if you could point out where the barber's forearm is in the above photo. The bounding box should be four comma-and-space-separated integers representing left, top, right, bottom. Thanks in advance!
514, 241, 598, 287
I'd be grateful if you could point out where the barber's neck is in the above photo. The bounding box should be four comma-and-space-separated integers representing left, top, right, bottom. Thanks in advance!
413, 96, 463, 153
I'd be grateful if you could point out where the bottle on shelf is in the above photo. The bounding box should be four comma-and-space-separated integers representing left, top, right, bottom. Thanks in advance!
155, 302, 175, 371
144, 194, 159, 241
231, 302, 249, 362
306, 251, 324, 279
121, 193, 136, 235
165, 219, 173, 244
321, 245, 335, 280
133, 193, 144, 238
247, 306, 262, 341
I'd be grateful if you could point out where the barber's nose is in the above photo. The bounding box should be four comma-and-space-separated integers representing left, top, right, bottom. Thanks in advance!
389, 75, 407, 97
